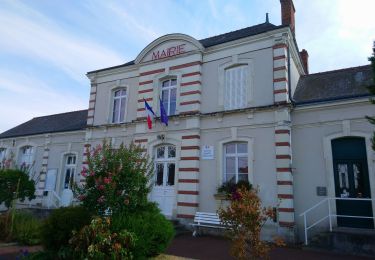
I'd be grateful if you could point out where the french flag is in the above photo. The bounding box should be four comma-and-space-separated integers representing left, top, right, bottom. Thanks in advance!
144, 99, 155, 129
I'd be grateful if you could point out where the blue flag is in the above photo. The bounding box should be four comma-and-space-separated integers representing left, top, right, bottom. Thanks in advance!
159, 98, 168, 126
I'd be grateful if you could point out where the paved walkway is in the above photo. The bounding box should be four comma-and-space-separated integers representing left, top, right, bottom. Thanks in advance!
166, 234, 374, 260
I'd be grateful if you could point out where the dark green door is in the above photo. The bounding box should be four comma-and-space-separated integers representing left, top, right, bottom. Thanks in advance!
332, 137, 373, 229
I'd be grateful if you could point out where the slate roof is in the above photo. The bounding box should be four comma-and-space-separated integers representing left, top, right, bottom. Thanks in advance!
0, 110, 88, 139
293, 65, 374, 104
88, 22, 286, 74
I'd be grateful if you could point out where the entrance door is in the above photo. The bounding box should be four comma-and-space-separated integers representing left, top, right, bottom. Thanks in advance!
151, 145, 176, 217
332, 137, 373, 228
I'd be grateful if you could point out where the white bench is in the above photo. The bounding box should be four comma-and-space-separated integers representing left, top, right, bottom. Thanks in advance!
190, 212, 228, 236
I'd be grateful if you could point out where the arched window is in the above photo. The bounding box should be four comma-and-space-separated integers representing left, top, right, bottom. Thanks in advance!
224, 65, 248, 110
112, 88, 127, 123
154, 145, 176, 187
63, 154, 76, 190
161, 79, 177, 116
224, 142, 248, 183
19, 146, 34, 170
0, 148, 6, 168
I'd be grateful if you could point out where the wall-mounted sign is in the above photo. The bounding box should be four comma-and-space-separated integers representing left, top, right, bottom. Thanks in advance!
316, 186, 327, 196
201, 145, 214, 160
152, 44, 186, 61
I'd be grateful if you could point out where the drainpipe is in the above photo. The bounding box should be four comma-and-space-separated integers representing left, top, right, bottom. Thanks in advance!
287, 45, 295, 106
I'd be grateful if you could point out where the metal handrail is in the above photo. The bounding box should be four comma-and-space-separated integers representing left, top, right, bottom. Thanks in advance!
48, 190, 62, 209
300, 197, 375, 245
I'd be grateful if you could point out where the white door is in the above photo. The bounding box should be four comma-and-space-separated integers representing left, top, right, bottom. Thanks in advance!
45, 169, 57, 191
151, 145, 176, 217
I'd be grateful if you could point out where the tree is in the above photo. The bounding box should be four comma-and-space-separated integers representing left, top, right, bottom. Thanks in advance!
0, 169, 36, 209
366, 42, 375, 150
75, 141, 153, 216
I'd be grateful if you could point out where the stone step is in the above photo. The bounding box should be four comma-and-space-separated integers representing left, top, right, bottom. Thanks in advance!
306, 228, 375, 257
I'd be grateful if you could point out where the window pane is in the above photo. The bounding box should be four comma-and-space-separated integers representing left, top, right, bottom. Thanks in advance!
64, 169, 71, 189
238, 174, 248, 182
168, 146, 176, 158
170, 79, 177, 86
113, 99, 119, 122
162, 80, 170, 88
237, 143, 247, 153
114, 90, 121, 97
226, 174, 236, 183
169, 101, 176, 115
121, 89, 126, 96
157, 147, 165, 159
119, 97, 126, 122
238, 157, 248, 173
225, 157, 235, 173
225, 143, 235, 154
156, 163, 164, 186
167, 163, 175, 186
162, 89, 169, 103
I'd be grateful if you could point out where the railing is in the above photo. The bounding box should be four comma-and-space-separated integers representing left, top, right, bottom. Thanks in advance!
300, 197, 375, 245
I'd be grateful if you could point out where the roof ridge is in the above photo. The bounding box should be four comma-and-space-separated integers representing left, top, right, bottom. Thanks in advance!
33, 109, 88, 119
303, 64, 371, 77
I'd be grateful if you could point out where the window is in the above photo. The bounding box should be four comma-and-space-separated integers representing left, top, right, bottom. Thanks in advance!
0, 148, 6, 168
161, 79, 177, 116
224, 142, 248, 183
224, 65, 248, 110
19, 146, 34, 170
112, 88, 127, 123
63, 154, 76, 189
155, 145, 176, 187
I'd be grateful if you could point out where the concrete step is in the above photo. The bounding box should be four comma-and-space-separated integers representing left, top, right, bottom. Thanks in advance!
307, 228, 375, 257
170, 219, 192, 236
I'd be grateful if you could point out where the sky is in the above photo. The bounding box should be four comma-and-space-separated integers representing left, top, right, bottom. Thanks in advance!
0, 0, 374, 133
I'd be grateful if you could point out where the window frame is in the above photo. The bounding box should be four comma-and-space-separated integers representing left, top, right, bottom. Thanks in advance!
111, 87, 128, 124
161, 78, 177, 116
223, 142, 249, 183
224, 65, 249, 110
0, 148, 6, 168
63, 154, 77, 190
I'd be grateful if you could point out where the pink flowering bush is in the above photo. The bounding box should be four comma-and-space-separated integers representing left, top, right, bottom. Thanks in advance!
75, 141, 153, 216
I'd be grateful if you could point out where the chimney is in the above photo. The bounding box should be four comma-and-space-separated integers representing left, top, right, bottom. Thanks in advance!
300, 49, 309, 74
280, 0, 296, 35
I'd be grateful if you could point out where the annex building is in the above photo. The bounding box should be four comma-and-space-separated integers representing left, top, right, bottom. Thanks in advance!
1, 0, 374, 242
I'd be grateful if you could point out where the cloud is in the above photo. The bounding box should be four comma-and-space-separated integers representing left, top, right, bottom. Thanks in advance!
0, 2, 125, 84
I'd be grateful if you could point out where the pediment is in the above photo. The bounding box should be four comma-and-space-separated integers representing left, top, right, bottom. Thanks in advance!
135, 34, 204, 64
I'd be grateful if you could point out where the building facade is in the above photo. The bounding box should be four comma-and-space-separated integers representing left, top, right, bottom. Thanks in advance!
1, 0, 374, 242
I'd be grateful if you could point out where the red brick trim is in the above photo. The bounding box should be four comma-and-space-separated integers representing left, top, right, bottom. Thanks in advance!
179, 168, 199, 172
88, 108, 95, 111
42, 164, 48, 167
82, 161, 88, 165
278, 194, 293, 199
275, 129, 290, 134
180, 90, 201, 96
139, 80, 153, 85
138, 89, 153, 94
180, 100, 200, 106
273, 66, 288, 71
182, 135, 200, 139
137, 117, 147, 120
178, 190, 199, 195
137, 108, 145, 112
138, 97, 152, 102
181, 81, 201, 87
278, 208, 294, 212
177, 214, 195, 219
87, 116, 94, 119
277, 181, 293, 185
181, 157, 200, 161
273, 78, 288, 83
181, 146, 200, 150
275, 142, 290, 146
276, 155, 291, 159
180, 110, 200, 115
274, 89, 288, 94
279, 221, 295, 227
140, 68, 165, 76
134, 139, 148, 143
44, 148, 50, 151
273, 55, 286, 60
170, 61, 202, 70
89, 100, 95, 103
182, 72, 201, 77
178, 179, 199, 183
273, 43, 288, 49
177, 202, 199, 207
90, 91, 97, 95
277, 168, 292, 172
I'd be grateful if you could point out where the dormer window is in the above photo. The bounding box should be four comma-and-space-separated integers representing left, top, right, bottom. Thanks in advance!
112, 88, 127, 123
161, 79, 177, 116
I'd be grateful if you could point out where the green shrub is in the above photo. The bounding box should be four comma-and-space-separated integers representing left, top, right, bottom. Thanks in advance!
41, 206, 91, 252
0, 169, 35, 209
12, 211, 42, 245
70, 217, 136, 259
112, 203, 175, 259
